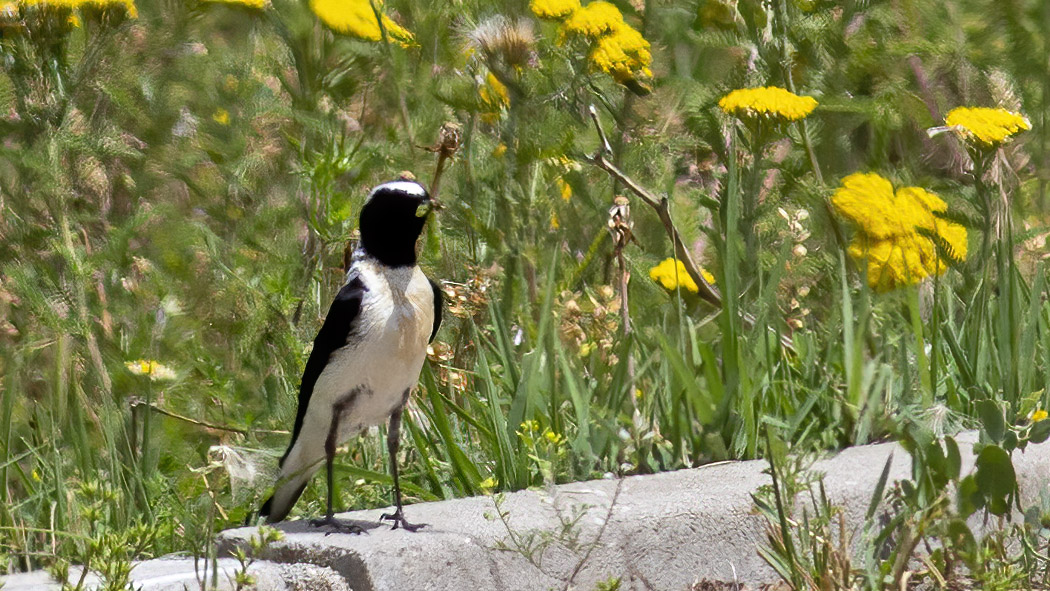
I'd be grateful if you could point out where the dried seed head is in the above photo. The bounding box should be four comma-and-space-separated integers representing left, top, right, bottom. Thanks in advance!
467, 15, 535, 70
438, 122, 462, 158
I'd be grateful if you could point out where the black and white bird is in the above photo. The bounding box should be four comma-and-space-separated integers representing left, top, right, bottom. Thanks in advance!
260, 179, 442, 531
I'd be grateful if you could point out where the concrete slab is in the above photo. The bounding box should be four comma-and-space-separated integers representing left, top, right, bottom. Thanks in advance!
7, 433, 1048, 591
0, 557, 349, 591
219, 433, 1050, 591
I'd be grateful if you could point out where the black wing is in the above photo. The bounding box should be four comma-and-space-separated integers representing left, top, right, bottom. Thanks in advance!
279, 276, 366, 464
428, 277, 443, 343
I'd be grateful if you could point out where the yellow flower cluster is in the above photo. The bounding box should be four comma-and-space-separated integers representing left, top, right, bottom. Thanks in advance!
832, 173, 968, 292
529, 0, 579, 20
478, 72, 510, 123
212, 108, 230, 125
589, 25, 652, 83
203, 0, 267, 8
530, 0, 651, 90
19, 0, 136, 17
944, 106, 1030, 147
478, 476, 498, 493
126, 359, 176, 381
1033, 409, 1048, 423
649, 258, 715, 294
719, 86, 817, 122
309, 0, 413, 46
562, 0, 623, 36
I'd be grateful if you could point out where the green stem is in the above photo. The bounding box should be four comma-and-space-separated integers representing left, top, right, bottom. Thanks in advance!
742, 120, 764, 283
974, 152, 993, 267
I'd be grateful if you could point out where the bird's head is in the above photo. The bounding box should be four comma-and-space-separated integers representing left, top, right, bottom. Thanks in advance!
358, 180, 433, 268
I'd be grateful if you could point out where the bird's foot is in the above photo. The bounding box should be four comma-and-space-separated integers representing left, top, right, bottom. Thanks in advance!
309, 515, 366, 536
380, 508, 426, 532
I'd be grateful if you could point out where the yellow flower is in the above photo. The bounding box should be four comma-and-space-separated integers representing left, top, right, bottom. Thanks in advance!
588, 24, 651, 83
22, 0, 136, 16
83, 0, 137, 18
520, 420, 540, 432
848, 236, 932, 293
563, 0, 623, 38
544, 430, 566, 445
1033, 409, 1048, 423
530, 0, 579, 20
479, 72, 510, 124
212, 108, 230, 125
556, 177, 572, 201
203, 0, 267, 8
126, 359, 176, 381
309, 0, 413, 46
649, 258, 715, 294
479, 72, 510, 110
492, 143, 507, 158
832, 173, 968, 292
479, 476, 498, 493
718, 86, 817, 122
549, 210, 560, 230
944, 107, 1030, 147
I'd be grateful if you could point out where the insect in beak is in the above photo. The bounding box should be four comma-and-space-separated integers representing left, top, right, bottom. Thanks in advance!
415, 201, 433, 218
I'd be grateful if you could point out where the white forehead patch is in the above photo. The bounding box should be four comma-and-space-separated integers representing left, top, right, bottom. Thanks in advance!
367, 180, 427, 203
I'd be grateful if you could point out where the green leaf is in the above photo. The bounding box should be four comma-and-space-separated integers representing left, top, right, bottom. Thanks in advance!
976, 399, 1006, 443
1030, 420, 1050, 445
974, 444, 1016, 501
944, 437, 961, 482
956, 475, 983, 518
865, 453, 893, 521
946, 518, 976, 557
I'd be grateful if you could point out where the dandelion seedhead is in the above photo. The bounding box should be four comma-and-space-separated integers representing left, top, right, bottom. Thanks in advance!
718, 86, 817, 122
467, 16, 536, 70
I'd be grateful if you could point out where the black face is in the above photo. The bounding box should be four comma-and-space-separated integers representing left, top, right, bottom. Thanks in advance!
358, 180, 431, 268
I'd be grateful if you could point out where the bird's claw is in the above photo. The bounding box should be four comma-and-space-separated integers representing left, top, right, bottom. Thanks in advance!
309, 516, 366, 536
380, 510, 426, 532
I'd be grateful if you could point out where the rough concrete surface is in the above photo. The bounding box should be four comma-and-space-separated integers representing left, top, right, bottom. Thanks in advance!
0, 557, 350, 591
5, 433, 1049, 591
218, 433, 1050, 591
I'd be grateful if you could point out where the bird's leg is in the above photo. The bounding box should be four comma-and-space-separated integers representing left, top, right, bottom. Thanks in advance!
310, 394, 364, 534
380, 403, 426, 532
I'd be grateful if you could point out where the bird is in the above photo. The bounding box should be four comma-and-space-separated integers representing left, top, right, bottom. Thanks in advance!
259, 179, 442, 532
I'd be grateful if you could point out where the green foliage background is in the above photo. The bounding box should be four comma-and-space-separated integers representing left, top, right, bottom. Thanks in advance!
1, 0, 1049, 585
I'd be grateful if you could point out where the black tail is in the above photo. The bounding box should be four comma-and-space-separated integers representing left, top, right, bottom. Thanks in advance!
256, 480, 309, 524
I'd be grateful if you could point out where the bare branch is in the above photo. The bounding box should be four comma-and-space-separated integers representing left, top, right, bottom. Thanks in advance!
584, 106, 721, 307
583, 104, 795, 351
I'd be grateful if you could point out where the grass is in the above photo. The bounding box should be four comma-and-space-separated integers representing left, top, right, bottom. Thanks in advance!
1, 0, 1049, 588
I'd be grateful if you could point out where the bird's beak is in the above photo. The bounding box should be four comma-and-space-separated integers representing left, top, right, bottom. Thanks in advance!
415, 200, 433, 218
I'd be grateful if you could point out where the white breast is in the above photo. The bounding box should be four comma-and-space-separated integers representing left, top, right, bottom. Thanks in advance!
307, 261, 434, 443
